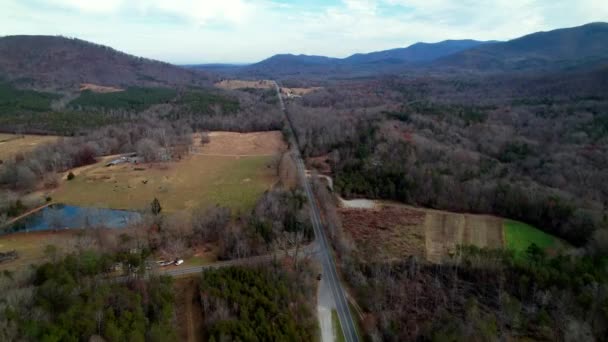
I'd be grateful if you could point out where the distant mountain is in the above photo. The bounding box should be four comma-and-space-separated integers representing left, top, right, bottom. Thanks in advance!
436, 22, 608, 71
235, 41, 491, 77
0, 35, 211, 90
190, 22, 608, 78
344, 39, 488, 64
238, 54, 343, 76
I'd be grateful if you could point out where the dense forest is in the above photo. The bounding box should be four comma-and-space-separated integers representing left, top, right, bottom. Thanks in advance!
0, 251, 176, 341
342, 247, 608, 341
0, 83, 283, 135
290, 67, 608, 247
199, 265, 318, 341
312, 171, 608, 341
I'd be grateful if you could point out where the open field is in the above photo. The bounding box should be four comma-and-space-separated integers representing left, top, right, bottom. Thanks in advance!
339, 205, 426, 261
0, 134, 62, 161
281, 86, 322, 97
504, 220, 568, 257
52, 131, 284, 213
339, 202, 505, 263
79, 83, 124, 93
0, 230, 79, 270
214, 79, 274, 90
424, 210, 504, 263
192, 131, 286, 156
214, 80, 322, 97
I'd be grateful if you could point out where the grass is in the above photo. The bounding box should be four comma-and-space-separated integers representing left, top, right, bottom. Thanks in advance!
53, 154, 277, 214
0, 134, 62, 161
503, 219, 567, 257
183, 254, 215, 266
349, 302, 364, 341
0, 230, 77, 270
332, 309, 346, 342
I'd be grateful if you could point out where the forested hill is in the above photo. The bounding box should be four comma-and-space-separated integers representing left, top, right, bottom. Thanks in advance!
434, 22, 608, 71
200, 22, 608, 78
0, 35, 211, 90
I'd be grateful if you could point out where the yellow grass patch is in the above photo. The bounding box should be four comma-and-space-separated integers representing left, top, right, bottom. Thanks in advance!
193, 131, 287, 156
424, 210, 504, 263
0, 134, 62, 161
52, 131, 284, 213
79, 83, 124, 93
214, 79, 274, 90
0, 230, 79, 271
281, 87, 322, 96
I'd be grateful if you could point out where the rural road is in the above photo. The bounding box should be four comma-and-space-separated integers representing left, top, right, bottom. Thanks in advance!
157, 246, 316, 277
273, 81, 360, 342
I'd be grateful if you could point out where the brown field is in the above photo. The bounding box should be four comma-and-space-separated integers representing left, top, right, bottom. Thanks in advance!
79, 83, 124, 93
424, 210, 504, 263
281, 87, 322, 96
0, 230, 79, 270
0, 134, 62, 161
52, 131, 284, 213
214, 79, 274, 90
339, 205, 426, 261
193, 131, 286, 156
174, 277, 204, 342
339, 203, 505, 263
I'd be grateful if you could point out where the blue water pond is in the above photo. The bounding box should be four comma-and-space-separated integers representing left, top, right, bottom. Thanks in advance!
3, 204, 141, 234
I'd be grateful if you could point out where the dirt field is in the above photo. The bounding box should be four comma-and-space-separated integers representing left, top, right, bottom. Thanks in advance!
79, 83, 124, 93
174, 277, 204, 342
281, 87, 322, 96
0, 134, 62, 161
214, 80, 321, 97
0, 230, 79, 270
52, 131, 284, 213
193, 131, 286, 156
339, 205, 426, 261
423, 210, 504, 263
214, 79, 274, 90
339, 202, 505, 263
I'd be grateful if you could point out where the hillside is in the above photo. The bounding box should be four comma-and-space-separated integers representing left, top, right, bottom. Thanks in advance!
436, 22, 608, 71
0, 35, 211, 90
344, 39, 488, 64
233, 40, 490, 77
198, 22, 608, 78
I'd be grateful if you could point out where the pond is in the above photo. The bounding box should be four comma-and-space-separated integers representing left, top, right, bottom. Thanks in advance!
2, 204, 142, 234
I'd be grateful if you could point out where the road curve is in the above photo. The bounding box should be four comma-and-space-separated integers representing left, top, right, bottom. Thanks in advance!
273, 81, 359, 342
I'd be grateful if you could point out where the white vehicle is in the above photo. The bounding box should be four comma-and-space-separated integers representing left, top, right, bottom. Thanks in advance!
157, 260, 173, 267
174, 259, 184, 266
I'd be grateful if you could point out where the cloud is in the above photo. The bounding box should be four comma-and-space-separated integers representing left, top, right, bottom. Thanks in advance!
45, 0, 124, 13
42, 0, 255, 24
136, 0, 255, 25
1, 0, 606, 63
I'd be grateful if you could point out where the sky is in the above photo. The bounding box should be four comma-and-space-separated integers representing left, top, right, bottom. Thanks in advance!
1, 0, 607, 64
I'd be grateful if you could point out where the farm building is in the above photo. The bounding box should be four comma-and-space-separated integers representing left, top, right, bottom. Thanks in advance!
106, 155, 142, 166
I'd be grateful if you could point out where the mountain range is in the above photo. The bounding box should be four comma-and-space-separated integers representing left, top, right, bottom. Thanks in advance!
0, 22, 607, 88
189, 22, 608, 77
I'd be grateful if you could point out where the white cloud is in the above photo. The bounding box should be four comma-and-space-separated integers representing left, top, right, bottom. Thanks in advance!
1, 0, 606, 63
45, 0, 124, 13
136, 0, 255, 25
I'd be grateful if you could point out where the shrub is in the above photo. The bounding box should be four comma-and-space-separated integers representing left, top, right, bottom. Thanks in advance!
67, 172, 75, 180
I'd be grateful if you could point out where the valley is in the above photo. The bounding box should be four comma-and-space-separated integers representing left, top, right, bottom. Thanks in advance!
0, 16, 607, 342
